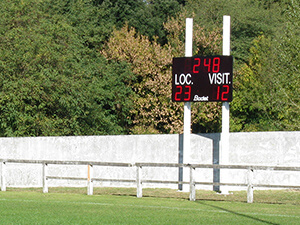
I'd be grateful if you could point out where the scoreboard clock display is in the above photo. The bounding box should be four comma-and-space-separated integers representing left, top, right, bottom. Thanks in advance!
172, 56, 233, 102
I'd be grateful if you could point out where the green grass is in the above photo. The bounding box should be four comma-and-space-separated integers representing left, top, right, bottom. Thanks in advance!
0, 188, 299, 224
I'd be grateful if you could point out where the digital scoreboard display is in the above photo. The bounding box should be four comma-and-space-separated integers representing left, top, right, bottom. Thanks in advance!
172, 56, 233, 102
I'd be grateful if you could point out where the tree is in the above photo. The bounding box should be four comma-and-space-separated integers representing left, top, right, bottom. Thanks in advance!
267, 0, 300, 130
42, 0, 115, 48
95, 0, 183, 45
231, 0, 300, 131
184, 0, 285, 65
102, 10, 222, 134
102, 25, 181, 133
231, 35, 277, 131
0, 0, 135, 136
133, 0, 183, 45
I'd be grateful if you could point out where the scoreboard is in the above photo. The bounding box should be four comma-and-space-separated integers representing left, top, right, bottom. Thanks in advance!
172, 56, 233, 102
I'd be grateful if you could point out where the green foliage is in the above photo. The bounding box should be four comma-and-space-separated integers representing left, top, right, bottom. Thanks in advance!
265, 0, 300, 130
0, 0, 135, 136
102, 25, 181, 134
97, 0, 183, 45
231, 0, 300, 131
185, 0, 285, 64
133, 0, 183, 45
43, 0, 114, 48
231, 36, 276, 131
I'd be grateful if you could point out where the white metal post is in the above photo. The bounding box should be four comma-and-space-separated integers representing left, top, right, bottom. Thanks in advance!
136, 166, 142, 198
87, 164, 93, 195
42, 163, 48, 193
189, 166, 196, 201
183, 18, 193, 192
1, 161, 6, 192
247, 168, 254, 203
220, 15, 231, 194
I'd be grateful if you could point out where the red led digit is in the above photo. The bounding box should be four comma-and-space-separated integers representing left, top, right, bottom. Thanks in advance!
216, 86, 220, 100
184, 86, 191, 101
216, 85, 230, 101
184, 58, 192, 73
212, 57, 220, 72
221, 85, 229, 101
193, 58, 200, 73
204, 58, 211, 72
174, 86, 182, 101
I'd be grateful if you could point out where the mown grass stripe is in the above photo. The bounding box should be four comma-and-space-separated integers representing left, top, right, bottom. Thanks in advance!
1, 197, 299, 219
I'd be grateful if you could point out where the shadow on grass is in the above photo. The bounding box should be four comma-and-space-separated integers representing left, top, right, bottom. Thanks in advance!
196, 201, 280, 225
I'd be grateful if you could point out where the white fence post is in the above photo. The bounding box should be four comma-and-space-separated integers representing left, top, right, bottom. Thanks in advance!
189, 166, 196, 201
1, 161, 6, 191
87, 164, 93, 195
136, 165, 142, 198
247, 168, 254, 203
43, 163, 48, 193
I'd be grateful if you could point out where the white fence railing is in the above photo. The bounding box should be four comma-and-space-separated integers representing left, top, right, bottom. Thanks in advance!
1, 159, 299, 203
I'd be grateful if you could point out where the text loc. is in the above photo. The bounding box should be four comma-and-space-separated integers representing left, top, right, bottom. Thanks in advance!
174, 73, 192, 85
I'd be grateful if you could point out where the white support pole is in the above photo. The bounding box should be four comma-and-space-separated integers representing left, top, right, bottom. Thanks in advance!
87, 164, 93, 195
136, 166, 142, 198
189, 166, 196, 201
1, 161, 6, 191
247, 169, 254, 203
42, 163, 48, 193
220, 15, 231, 194
183, 18, 193, 192
223, 15, 231, 56
185, 18, 193, 57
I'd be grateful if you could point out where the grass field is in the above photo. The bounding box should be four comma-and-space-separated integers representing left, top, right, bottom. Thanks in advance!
0, 188, 299, 224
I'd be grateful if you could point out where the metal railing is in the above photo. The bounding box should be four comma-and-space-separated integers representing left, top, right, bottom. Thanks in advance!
1, 159, 299, 203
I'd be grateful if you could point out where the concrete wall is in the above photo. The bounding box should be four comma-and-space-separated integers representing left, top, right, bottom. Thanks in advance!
0, 131, 299, 190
